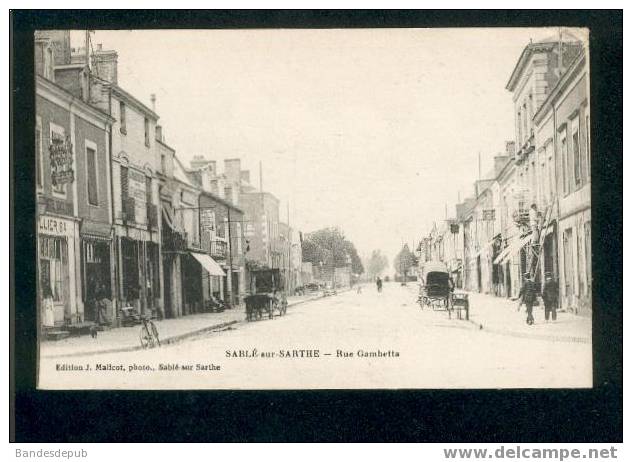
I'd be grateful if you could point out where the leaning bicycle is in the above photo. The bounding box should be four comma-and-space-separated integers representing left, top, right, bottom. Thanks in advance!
139, 315, 160, 349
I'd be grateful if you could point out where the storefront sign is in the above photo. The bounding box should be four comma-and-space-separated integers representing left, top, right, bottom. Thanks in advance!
49, 132, 74, 186
482, 209, 496, 221
128, 170, 147, 223
201, 209, 215, 232
39, 215, 74, 237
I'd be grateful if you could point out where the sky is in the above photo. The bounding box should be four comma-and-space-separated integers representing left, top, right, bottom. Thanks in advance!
71, 27, 571, 267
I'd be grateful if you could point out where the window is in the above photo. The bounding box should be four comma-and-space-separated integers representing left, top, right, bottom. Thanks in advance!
522, 103, 528, 142
36, 120, 43, 188
517, 110, 522, 145
585, 113, 591, 180
145, 176, 153, 205
572, 116, 582, 187
144, 118, 150, 147
120, 165, 129, 198
86, 144, 98, 205
546, 143, 555, 202
119, 102, 126, 134
560, 128, 569, 195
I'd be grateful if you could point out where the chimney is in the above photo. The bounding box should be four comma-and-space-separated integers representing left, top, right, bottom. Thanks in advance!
91, 47, 118, 84
224, 158, 241, 183
240, 170, 251, 184
150, 93, 156, 112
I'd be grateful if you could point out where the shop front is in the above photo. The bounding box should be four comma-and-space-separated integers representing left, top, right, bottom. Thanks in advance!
118, 232, 161, 319
38, 214, 81, 327
80, 220, 114, 324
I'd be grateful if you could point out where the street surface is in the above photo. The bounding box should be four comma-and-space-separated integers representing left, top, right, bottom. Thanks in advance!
39, 283, 592, 390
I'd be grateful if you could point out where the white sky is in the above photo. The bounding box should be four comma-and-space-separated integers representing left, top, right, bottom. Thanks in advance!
71, 28, 566, 265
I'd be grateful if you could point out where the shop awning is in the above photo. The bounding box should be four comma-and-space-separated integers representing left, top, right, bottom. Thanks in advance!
80, 220, 112, 241
493, 233, 533, 265
190, 252, 225, 277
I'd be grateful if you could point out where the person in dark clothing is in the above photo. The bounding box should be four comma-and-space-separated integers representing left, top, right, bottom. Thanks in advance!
541, 273, 559, 321
376, 277, 383, 293
518, 273, 537, 325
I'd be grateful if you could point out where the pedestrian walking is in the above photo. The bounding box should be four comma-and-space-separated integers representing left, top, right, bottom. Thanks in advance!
376, 276, 383, 293
542, 272, 558, 322
518, 273, 537, 325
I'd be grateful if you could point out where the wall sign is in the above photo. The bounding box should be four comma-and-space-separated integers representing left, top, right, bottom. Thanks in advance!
39, 215, 74, 237
482, 209, 496, 221
49, 132, 74, 186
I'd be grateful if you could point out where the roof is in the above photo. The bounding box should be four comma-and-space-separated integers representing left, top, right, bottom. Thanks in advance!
506, 31, 583, 92
36, 74, 115, 124
422, 261, 449, 274
92, 75, 159, 120
533, 48, 587, 124
173, 156, 196, 188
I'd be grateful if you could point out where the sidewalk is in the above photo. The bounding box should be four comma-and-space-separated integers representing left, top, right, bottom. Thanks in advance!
464, 291, 591, 343
40, 292, 325, 358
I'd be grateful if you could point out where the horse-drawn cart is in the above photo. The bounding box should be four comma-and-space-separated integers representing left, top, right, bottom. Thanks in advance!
244, 269, 288, 321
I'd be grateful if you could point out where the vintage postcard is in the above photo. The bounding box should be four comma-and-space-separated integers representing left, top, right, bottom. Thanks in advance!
35, 27, 592, 390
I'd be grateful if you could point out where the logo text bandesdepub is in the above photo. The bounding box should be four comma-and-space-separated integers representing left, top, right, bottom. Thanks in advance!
15, 449, 87, 459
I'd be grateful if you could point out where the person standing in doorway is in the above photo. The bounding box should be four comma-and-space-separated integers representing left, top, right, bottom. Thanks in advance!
518, 273, 537, 325
542, 272, 559, 322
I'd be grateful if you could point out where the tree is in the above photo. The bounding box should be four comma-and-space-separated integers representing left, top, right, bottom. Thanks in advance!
394, 244, 415, 281
301, 227, 364, 274
366, 249, 389, 279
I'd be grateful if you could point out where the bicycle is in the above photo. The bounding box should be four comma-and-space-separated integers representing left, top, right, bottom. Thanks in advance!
139, 315, 160, 349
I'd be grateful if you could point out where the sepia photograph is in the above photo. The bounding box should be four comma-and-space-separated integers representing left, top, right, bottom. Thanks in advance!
31, 26, 596, 391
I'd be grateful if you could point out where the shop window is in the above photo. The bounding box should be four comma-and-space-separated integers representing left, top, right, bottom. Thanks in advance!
86, 145, 98, 205
39, 236, 67, 303
577, 224, 585, 296
563, 228, 574, 297
584, 221, 592, 294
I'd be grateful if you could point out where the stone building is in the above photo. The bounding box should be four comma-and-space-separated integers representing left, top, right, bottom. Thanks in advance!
35, 31, 115, 329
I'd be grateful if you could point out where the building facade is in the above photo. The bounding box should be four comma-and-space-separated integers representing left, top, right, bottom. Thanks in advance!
35, 31, 115, 329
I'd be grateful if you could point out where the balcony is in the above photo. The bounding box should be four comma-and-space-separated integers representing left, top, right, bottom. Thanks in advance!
209, 240, 227, 260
